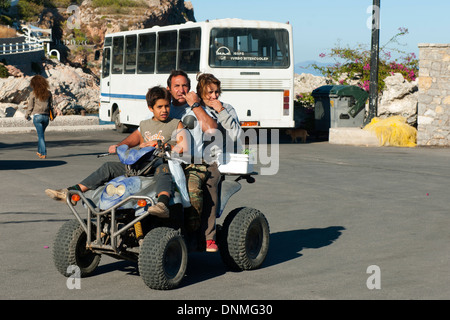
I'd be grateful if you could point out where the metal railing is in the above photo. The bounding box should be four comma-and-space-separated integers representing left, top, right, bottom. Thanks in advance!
0, 41, 44, 55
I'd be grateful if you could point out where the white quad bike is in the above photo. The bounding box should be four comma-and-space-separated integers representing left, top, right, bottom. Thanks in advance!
52, 117, 270, 290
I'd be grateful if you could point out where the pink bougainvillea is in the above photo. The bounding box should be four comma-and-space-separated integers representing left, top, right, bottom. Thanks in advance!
310, 27, 419, 92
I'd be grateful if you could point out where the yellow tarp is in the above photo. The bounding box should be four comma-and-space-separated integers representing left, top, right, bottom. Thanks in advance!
363, 116, 417, 147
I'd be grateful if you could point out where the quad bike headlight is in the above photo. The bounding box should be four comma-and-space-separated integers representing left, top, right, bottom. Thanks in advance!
116, 184, 126, 196
106, 183, 126, 197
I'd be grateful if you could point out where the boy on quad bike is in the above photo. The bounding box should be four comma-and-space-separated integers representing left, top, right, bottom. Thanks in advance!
45, 86, 188, 218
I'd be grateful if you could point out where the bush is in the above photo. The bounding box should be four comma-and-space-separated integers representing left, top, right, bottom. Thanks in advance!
295, 92, 314, 106
0, 15, 14, 27
17, 0, 84, 21
17, 0, 44, 21
311, 28, 419, 93
92, 0, 146, 8
0, 64, 9, 78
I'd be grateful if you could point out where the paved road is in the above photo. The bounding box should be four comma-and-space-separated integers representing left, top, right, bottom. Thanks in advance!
1, 129, 449, 300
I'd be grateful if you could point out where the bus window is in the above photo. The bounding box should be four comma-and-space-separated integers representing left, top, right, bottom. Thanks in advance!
209, 28, 290, 68
104, 37, 112, 47
112, 36, 124, 74
102, 47, 110, 78
138, 33, 156, 74
124, 35, 137, 74
157, 31, 177, 73
179, 28, 201, 72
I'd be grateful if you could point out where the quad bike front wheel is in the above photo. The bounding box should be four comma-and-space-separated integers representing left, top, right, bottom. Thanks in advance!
138, 227, 188, 290
218, 207, 270, 271
53, 219, 101, 277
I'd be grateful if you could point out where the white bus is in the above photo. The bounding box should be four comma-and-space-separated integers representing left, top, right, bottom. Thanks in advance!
99, 18, 294, 132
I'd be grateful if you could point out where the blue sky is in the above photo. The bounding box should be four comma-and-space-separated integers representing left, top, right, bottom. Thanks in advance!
190, 0, 450, 64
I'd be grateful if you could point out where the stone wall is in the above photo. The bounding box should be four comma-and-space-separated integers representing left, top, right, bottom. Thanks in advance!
0, 50, 45, 74
417, 43, 450, 146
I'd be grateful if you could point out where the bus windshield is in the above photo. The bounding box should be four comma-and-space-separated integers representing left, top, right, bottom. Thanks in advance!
209, 28, 290, 69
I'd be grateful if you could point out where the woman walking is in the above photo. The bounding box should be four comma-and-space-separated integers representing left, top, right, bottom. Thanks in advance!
25, 75, 56, 159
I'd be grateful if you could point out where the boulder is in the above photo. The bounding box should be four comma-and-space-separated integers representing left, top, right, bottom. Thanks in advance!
44, 60, 100, 114
0, 103, 20, 117
378, 73, 418, 124
294, 73, 328, 96
0, 59, 100, 118
0, 77, 31, 104
5, 65, 24, 77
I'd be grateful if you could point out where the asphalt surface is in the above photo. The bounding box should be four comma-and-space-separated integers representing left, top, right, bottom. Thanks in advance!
1, 128, 449, 301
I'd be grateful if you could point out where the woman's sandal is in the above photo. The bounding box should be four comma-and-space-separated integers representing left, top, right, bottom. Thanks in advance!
37, 152, 47, 159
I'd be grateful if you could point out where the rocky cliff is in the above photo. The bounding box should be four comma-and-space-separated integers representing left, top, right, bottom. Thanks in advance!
0, 0, 195, 117
32, 0, 195, 74
0, 60, 100, 117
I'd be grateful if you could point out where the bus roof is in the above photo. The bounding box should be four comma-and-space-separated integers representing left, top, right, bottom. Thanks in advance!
104, 18, 292, 38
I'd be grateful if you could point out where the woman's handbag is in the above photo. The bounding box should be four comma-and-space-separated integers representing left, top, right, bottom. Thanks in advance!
48, 97, 56, 121
49, 107, 55, 121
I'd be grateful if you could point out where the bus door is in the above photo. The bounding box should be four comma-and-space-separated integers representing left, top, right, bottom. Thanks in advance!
100, 47, 111, 103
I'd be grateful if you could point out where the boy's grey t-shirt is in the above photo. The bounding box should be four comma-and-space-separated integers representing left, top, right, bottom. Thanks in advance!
139, 117, 180, 146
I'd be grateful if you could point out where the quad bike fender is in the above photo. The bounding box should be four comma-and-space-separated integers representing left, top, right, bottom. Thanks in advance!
217, 180, 241, 218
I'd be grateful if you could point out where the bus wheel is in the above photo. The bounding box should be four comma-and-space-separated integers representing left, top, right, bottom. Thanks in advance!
113, 108, 129, 133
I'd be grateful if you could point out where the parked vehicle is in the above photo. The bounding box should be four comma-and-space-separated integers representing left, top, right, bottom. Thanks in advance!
53, 120, 270, 290
100, 19, 295, 132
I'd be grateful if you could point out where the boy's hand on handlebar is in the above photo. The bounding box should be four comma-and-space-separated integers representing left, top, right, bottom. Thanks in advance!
108, 144, 118, 154
139, 140, 158, 149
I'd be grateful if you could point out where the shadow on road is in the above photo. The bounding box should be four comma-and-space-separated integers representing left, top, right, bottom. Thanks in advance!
92, 251, 227, 289
85, 226, 345, 288
0, 160, 67, 170
95, 260, 139, 277
264, 226, 345, 268
0, 139, 113, 151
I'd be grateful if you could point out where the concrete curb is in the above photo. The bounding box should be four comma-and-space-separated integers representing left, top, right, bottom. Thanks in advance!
0, 115, 116, 134
0, 124, 115, 134
329, 127, 381, 147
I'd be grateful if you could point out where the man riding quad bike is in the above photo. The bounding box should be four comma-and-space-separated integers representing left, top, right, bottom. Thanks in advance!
52, 131, 270, 290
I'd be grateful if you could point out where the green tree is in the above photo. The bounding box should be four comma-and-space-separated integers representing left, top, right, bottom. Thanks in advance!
312, 28, 418, 93
0, 0, 11, 11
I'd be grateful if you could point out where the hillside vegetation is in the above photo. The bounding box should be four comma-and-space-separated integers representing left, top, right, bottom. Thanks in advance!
0, 0, 195, 74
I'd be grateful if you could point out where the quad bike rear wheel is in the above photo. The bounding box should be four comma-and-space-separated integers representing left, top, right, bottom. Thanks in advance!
53, 219, 101, 277
218, 207, 270, 271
